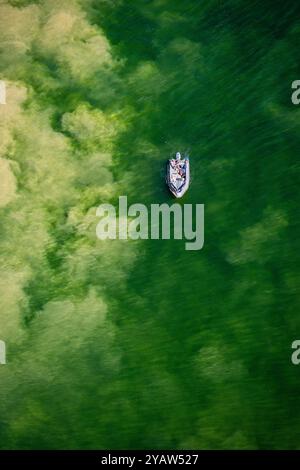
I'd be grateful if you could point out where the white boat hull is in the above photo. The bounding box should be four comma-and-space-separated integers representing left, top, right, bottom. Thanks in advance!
166, 157, 190, 198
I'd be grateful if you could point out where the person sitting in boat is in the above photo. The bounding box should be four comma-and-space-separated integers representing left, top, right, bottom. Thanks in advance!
170, 152, 181, 168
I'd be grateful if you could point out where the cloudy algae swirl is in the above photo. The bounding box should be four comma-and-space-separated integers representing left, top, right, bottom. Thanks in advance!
0, 0, 299, 449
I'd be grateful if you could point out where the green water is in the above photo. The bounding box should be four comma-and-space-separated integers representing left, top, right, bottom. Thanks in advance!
0, 0, 299, 449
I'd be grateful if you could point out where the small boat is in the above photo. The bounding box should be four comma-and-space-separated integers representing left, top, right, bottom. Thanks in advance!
166, 152, 190, 198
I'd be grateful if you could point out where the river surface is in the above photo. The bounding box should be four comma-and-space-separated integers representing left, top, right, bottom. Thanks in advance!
0, 0, 299, 449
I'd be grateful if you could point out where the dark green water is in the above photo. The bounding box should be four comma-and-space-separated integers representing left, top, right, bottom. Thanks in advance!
0, 0, 300, 449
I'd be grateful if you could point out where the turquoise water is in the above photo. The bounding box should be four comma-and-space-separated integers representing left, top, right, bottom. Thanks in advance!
0, 0, 299, 449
